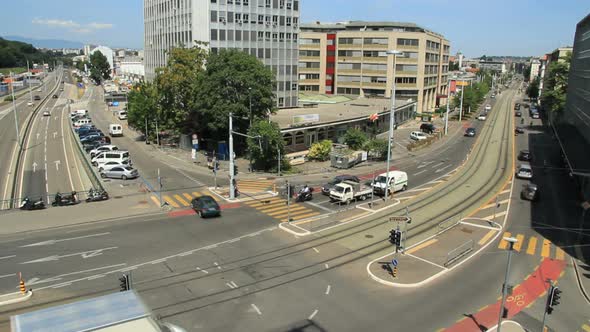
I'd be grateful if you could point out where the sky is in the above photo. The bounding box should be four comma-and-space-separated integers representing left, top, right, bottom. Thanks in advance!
1, 0, 588, 57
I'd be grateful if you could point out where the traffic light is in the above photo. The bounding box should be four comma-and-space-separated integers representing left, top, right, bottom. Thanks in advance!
389, 229, 397, 245
119, 274, 130, 292
545, 286, 562, 315
395, 230, 402, 247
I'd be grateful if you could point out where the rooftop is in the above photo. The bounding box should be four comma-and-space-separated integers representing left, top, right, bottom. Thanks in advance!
300, 21, 446, 39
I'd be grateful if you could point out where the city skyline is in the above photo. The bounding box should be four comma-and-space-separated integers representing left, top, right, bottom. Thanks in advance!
0, 0, 588, 57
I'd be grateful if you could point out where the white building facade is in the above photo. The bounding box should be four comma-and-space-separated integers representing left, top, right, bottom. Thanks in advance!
144, 0, 301, 108
90, 46, 115, 73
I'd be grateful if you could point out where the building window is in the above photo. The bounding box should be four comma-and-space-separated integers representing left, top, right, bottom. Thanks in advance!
211, 29, 218, 40
397, 38, 419, 46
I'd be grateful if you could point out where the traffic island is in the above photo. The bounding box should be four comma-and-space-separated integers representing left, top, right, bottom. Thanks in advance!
367, 218, 502, 287
0, 290, 33, 307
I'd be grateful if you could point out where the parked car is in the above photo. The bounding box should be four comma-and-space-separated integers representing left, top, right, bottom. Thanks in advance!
79, 130, 103, 139
477, 114, 487, 121
516, 163, 533, 179
518, 150, 532, 161
321, 175, 361, 195
521, 183, 539, 201
90, 145, 119, 158
485, 105, 492, 112
532, 112, 540, 119
515, 126, 525, 134
515, 111, 522, 117
191, 195, 221, 218
118, 111, 128, 120
27, 101, 34, 107
410, 131, 428, 141
97, 160, 131, 172
100, 166, 138, 180
34, 95, 41, 100
420, 123, 436, 134
464, 128, 476, 137
52, 94, 58, 99
42, 110, 50, 116
83, 141, 106, 153
80, 134, 103, 144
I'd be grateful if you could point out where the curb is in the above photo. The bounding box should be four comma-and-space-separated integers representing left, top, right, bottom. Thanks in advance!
0, 290, 33, 306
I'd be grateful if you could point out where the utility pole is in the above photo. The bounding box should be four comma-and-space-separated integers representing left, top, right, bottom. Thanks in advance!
10, 72, 20, 147
27, 60, 33, 103
229, 113, 236, 200
497, 237, 518, 332
157, 168, 163, 207
277, 145, 281, 177
286, 179, 291, 222
444, 79, 451, 135
249, 87, 253, 173
384, 50, 403, 201
459, 85, 464, 123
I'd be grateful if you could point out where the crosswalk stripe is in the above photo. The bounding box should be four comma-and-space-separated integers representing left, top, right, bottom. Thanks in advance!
581, 324, 590, 332
247, 198, 283, 207
541, 239, 551, 258
258, 204, 295, 214
555, 247, 565, 260
174, 194, 190, 207
183, 193, 193, 201
266, 206, 307, 217
254, 202, 287, 210
192, 192, 202, 198
150, 195, 161, 207
526, 237, 537, 255
498, 232, 512, 250
163, 195, 180, 208
478, 230, 496, 246
281, 212, 320, 222
514, 234, 525, 252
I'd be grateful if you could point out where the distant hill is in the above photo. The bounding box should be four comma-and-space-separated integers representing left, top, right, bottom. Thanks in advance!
0, 37, 74, 68
3, 35, 83, 49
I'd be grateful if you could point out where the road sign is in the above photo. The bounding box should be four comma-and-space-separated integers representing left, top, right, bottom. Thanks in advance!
391, 259, 398, 267
389, 216, 410, 222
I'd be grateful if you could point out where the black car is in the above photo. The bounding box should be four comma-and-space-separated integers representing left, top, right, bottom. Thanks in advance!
464, 128, 476, 137
420, 123, 436, 134
34, 95, 41, 100
515, 111, 522, 117
52, 94, 58, 99
79, 130, 103, 139
83, 141, 106, 152
521, 183, 539, 201
321, 175, 361, 195
191, 195, 221, 218
518, 150, 532, 161
515, 126, 525, 134
80, 134, 103, 143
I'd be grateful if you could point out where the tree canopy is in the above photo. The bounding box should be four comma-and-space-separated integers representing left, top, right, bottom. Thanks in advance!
247, 120, 287, 171
541, 52, 571, 115
527, 79, 540, 100
0, 37, 71, 69
89, 51, 111, 83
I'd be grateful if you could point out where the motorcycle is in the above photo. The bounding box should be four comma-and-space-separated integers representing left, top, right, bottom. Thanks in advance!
51, 191, 81, 207
85, 188, 109, 202
296, 187, 314, 202
19, 197, 46, 210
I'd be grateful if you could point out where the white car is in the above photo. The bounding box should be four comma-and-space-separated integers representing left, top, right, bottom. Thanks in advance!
27, 102, 34, 107
96, 160, 131, 172
410, 131, 428, 141
118, 111, 127, 120
42, 110, 50, 116
90, 144, 119, 158
477, 114, 487, 121
485, 105, 492, 111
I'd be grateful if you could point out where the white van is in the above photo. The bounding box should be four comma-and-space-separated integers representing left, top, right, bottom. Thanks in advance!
75, 109, 88, 116
92, 151, 131, 167
73, 118, 92, 128
109, 124, 123, 137
372, 171, 408, 195
118, 111, 127, 120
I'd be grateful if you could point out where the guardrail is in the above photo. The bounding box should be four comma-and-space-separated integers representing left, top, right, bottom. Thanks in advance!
8, 69, 64, 209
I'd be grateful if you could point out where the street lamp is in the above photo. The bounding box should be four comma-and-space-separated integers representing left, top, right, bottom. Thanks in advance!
384, 50, 403, 201
497, 236, 518, 332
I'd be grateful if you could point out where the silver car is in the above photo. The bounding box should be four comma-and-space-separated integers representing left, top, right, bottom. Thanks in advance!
100, 166, 138, 180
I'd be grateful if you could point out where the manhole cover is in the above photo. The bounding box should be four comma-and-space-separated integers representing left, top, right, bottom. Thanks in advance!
113, 196, 123, 199
365, 234, 374, 239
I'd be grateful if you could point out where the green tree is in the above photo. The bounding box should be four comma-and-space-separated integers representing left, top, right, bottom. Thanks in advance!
88, 51, 111, 83
343, 128, 368, 150
308, 140, 333, 161
364, 139, 388, 160
247, 120, 287, 171
541, 52, 571, 115
127, 82, 160, 140
75, 60, 88, 72
191, 49, 275, 142
155, 44, 208, 136
527, 79, 540, 100
449, 61, 459, 71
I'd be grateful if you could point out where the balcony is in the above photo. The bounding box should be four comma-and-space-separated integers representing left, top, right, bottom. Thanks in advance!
338, 43, 363, 50
395, 83, 417, 88
396, 57, 418, 64
362, 82, 387, 88
300, 43, 321, 50
337, 69, 362, 75
299, 56, 321, 62
394, 71, 418, 76
363, 57, 388, 63
337, 81, 361, 88
299, 67, 321, 74
299, 79, 320, 85
337, 56, 363, 63
396, 44, 419, 51
362, 69, 388, 76
363, 43, 389, 51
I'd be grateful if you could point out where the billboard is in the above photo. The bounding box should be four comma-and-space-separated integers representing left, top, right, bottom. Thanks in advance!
293, 114, 319, 125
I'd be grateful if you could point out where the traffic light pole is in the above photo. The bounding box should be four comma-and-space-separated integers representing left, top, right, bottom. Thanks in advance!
497, 237, 517, 332
541, 281, 553, 332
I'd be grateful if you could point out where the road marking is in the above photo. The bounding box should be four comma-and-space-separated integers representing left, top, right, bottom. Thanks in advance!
434, 165, 452, 173
281, 212, 321, 222
325, 285, 331, 295
251, 303, 262, 315
192, 191, 202, 198
431, 161, 445, 169
325, 263, 329, 269
398, 195, 417, 200
52, 282, 72, 289
412, 170, 427, 176
163, 195, 180, 208
406, 239, 438, 255
555, 247, 565, 260
459, 221, 499, 230
541, 239, 551, 258
513, 234, 525, 252
582, 324, 590, 332
20, 247, 118, 264
499, 189, 511, 194
308, 309, 318, 320
231, 281, 238, 288
196, 267, 209, 274
312, 247, 319, 253
526, 237, 537, 255
262, 205, 305, 215
182, 193, 193, 201
173, 194, 189, 207
498, 232, 512, 250
478, 230, 497, 245
86, 275, 106, 281
27, 264, 126, 285
20, 232, 110, 247
151, 258, 167, 265
214, 262, 221, 269
417, 161, 435, 168
481, 199, 510, 210
305, 200, 334, 212
0, 255, 16, 261
267, 206, 307, 217
150, 195, 160, 206
483, 211, 507, 221
226, 282, 236, 289
406, 253, 447, 270
0, 274, 15, 279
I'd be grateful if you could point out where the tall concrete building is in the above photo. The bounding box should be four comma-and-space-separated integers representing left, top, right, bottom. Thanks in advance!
529, 58, 540, 82
144, 0, 300, 108
298, 21, 450, 114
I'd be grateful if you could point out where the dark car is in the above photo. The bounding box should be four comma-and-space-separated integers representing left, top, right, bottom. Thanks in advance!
521, 183, 539, 201
80, 134, 103, 144
34, 95, 41, 101
515, 111, 522, 117
464, 127, 476, 137
83, 141, 107, 153
420, 123, 436, 134
79, 130, 103, 139
52, 94, 58, 99
518, 150, 532, 161
514, 104, 520, 110
191, 195, 221, 218
321, 175, 361, 195
515, 126, 525, 134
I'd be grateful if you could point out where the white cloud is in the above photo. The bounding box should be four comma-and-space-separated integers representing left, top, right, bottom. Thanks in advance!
32, 18, 80, 28
72, 28, 92, 34
87, 22, 114, 30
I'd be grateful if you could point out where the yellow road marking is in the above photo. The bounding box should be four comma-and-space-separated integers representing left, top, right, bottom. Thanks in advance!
262, 204, 305, 214
498, 232, 512, 250
499, 189, 511, 195
582, 324, 590, 332
481, 199, 510, 210
478, 230, 496, 245
174, 194, 190, 207
247, 198, 283, 207
281, 212, 320, 222
256, 201, 289, 211
183, 193, 193, 201
482, 211, 507, 220
555, 247, 565, 260
406, 239, 438, 255
150, 195, 160, 206
526, 237, 537, 255
541, 239, 551, 258
192, 192, 202, 198
514, 234, 525, 252
163, 195, 180, 208
268, 206, 308, 217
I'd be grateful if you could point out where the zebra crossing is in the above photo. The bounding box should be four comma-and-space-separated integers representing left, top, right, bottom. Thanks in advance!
150, 190, 216, 209
497, 232, 566, 260
237, 179, 275, 194
244, 197, 321, 222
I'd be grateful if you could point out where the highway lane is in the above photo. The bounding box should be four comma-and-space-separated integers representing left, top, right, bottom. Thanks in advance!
0, 69, 62, 209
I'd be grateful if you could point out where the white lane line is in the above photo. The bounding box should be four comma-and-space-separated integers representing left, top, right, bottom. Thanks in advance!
60, 105, 75, 191
312, 247, 320, 253
51, 282, 72, 289
25, 264, 127, 286
196, 267, 209, 274
0, 274, 15, 279
406, 253, 447, 270
214, 262, 221, 269
0, 255, 16, 261
226, 282, 236, 289
413, 170, 427, 176
251, 303, 262, 315
431, 162, 445, 169
305, 201, 333, 212
308, 309, 319, 320
435, 165, 452, 174
151, 258, 167, 265
86, 275, 106, 281
230, 281, 238, 288
417, 161, 435, 169
20, 232, 111, 247
325, 285, 331, 295
227, 238, 240, 244
324, 263, 329, 269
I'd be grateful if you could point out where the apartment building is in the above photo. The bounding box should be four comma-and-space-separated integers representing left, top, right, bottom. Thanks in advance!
144, 0, 300, 108
298, 21, 450, 113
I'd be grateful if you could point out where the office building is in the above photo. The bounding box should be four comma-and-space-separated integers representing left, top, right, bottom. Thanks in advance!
478, 60, 507, 73
298, 21, 450, 114
540, 47, 573, 100
529, 58, 540, 82
144, 0, 300, 108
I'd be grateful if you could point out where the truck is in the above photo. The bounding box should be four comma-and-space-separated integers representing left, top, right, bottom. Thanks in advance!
329, 180, 374, 204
